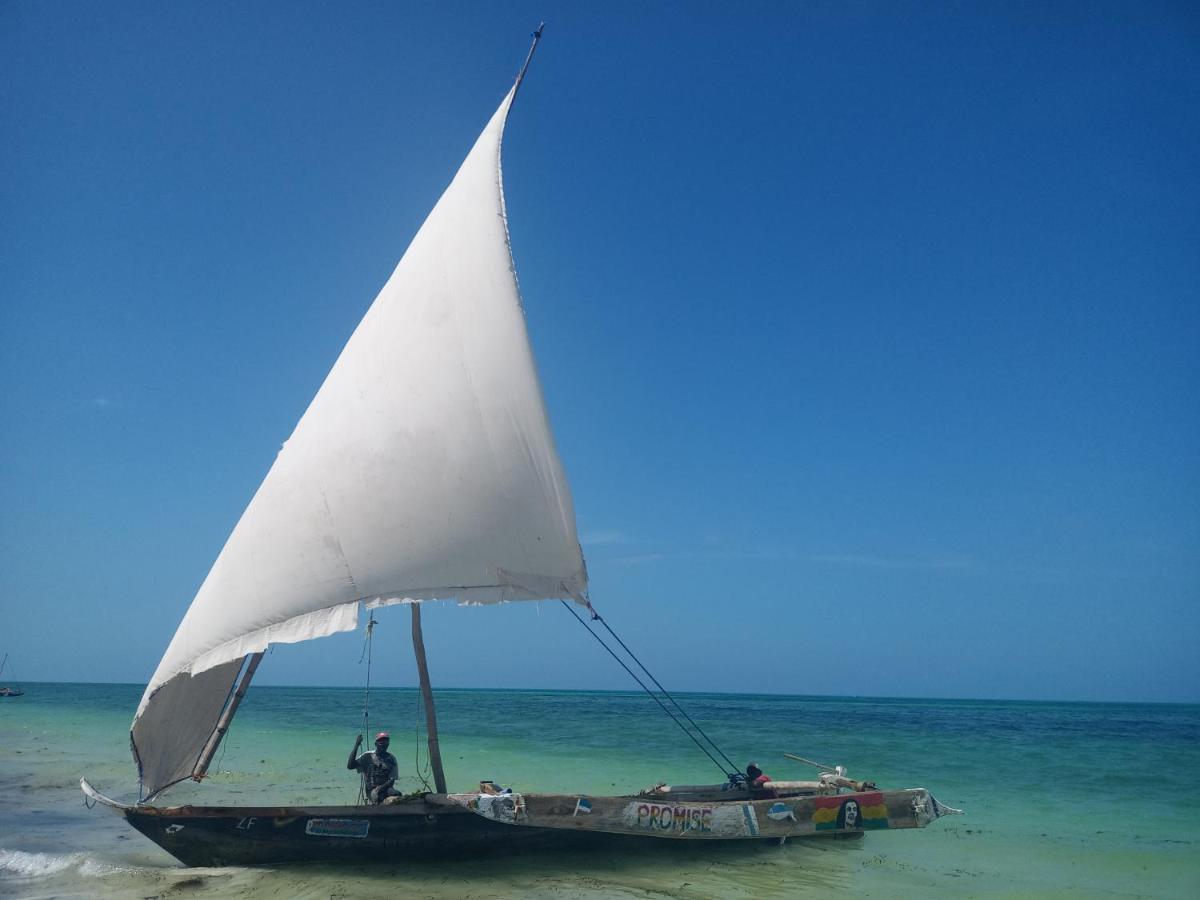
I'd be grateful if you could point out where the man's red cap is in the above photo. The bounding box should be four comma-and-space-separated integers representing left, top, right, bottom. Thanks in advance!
375, 732, 390, 741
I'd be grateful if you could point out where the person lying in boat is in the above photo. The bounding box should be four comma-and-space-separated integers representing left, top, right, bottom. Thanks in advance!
347, 731, 400, 803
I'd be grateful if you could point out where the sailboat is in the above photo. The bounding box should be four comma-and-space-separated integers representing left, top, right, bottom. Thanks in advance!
0, 653, 23, 697
81, 30, 959, 866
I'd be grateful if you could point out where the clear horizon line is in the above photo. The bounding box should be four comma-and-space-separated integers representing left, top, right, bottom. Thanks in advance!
11, 679, 1198, 707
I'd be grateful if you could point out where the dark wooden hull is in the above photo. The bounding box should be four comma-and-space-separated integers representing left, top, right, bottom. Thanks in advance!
120, 799, 776, 867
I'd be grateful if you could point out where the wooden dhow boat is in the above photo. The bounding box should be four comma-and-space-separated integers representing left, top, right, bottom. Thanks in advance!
82, 29, 959, 866
81, 779, 956, 867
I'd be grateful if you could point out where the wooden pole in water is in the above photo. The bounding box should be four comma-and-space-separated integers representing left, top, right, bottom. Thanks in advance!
410, 603, 447, 793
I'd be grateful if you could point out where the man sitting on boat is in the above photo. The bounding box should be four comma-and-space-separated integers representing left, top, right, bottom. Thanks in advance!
745, 762, 777, 798
347, 732, 400, 803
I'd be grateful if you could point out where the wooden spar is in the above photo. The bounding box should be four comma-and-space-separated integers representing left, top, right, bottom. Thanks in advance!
511, 22, 545, 102
784, 752, 838, 772
410, 604, 447, 793
192, 652, 263, 780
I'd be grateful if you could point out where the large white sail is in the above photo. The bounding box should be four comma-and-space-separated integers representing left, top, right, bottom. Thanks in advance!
132, 85, 586, 798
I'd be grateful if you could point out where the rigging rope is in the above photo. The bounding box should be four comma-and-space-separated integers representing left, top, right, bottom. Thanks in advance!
559, 600, 735, 780
356, 613, 377, 805
583, 600, 742, 775
214, 724, 230, 776
359, 613, 377, 733
412, 688, 433, 792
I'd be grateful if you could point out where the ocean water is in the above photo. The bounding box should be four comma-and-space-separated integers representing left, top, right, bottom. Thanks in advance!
1, 683, 1197, 898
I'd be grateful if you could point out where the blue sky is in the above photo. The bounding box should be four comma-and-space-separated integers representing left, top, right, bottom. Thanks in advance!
2, 1, 1196, 702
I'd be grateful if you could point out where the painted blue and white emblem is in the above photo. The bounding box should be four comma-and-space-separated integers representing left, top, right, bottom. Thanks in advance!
767, 802, 796, 822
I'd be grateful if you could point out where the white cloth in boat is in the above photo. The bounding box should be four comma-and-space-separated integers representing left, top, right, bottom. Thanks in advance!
473, 792, 525, 823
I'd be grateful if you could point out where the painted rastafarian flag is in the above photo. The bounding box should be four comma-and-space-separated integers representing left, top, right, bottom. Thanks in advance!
812, 792, 889, 831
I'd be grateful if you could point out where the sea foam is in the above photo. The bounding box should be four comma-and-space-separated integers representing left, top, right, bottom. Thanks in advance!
0, 848, 127, 879
0, 848, 82, 877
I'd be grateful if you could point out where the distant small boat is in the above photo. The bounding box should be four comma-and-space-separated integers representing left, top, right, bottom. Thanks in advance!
0, 653, 22, 697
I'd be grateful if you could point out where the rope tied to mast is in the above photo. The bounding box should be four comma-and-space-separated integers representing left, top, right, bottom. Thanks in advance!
359, 613, 377, 732
412, 689, 433, 793
356, 613, 377, 805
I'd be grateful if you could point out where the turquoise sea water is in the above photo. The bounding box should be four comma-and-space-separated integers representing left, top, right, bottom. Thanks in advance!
1, 683, 1197, 898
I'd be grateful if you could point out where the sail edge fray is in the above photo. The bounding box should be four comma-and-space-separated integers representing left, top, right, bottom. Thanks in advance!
134, 600, 362, 721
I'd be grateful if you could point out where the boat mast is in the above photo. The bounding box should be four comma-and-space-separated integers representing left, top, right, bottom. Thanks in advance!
410, 604, 447, 793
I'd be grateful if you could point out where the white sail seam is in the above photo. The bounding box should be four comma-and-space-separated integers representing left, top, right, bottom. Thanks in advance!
492, 89, 580, 560
319, 488, 359, 592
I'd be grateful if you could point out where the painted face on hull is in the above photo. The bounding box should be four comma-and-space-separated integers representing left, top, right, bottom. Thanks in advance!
814, 791, 886, 832
843, 800, 860, 828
